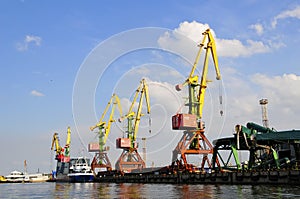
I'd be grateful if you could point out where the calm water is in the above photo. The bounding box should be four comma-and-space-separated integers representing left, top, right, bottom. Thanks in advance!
1, 182, 300, 199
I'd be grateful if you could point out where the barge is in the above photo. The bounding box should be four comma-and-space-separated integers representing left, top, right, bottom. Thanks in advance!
94, 170, 300, 185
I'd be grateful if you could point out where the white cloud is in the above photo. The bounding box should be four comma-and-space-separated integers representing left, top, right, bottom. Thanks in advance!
159, 21, 271, 58
199, 66, 300, 140
174, 21, 211, 43
30, 90, 45, 97
272, 6, 300, 28
217, 38, 270, 57
16, 35, 42, 51
250, 73, 300, 129
251, 73, 300, 104
249, 23, 264, 35
221, 71, 300, 131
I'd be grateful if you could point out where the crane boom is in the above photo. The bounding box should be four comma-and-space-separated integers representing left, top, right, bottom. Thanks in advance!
133, 79, 150, 142
64, 127, 71, 157
104, 95, 122, 144
188, 30, 208, 82
176, 29, 221, 119
90, 94, 123, 151
66, 127, 71, 146
51, 132, 62, 155
119, 79, 150, 148
197, 29, 221, 118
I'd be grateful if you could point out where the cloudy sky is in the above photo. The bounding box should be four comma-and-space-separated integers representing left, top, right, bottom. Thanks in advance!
1, 1, 300, 175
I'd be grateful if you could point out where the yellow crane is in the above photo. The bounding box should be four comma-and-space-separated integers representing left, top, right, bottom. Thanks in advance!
51, 127, 71, 162
115, 79, 151, 172
90, 93, 123, 172
172, 29, 221, 172
51, 132, 62, 158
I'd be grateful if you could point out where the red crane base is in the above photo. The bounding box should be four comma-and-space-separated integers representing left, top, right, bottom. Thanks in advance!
91, 152, 112, 172
172, 129, 220, 172
115, 149, 145, 173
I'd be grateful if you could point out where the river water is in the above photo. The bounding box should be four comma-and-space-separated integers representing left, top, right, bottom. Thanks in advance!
1, 182, 300, 198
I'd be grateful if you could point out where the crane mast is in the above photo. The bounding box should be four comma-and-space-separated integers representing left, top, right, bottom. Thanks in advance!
172, 29, 221, 172
89, 93, 123, 172
115, 79, 150, 173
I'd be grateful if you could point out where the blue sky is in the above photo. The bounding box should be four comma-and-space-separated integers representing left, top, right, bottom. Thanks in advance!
1, 0, 300, 175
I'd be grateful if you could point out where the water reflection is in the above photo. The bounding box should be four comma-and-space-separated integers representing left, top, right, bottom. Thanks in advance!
54, 183, 72, 199
251, 185, 300, 198
116, 183, 144, 198
96, 183, 111, 198
48, 182, 300, 199
178, 184, 214, 198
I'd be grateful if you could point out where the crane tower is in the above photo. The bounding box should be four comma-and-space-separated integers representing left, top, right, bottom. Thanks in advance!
115, 79, 150, 173
259, 98, 269, 128
171, 29, 221, 172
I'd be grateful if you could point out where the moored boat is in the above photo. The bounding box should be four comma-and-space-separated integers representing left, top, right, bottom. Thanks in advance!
5, 170, 29, 183
68, 157, 94, 182
0, 175, 7, 183
5, 171, 50, 183
28, 173, 50, 183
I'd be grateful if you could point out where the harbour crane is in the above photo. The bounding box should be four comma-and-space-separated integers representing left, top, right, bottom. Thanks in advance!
115, 79, 151, 173
90, 93, 123, 172
172, 29, 221, 172
51, 127, 71, 163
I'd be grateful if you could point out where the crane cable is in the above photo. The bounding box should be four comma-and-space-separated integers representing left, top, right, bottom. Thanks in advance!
219, 80, 224, 116
149, 113, 152, 133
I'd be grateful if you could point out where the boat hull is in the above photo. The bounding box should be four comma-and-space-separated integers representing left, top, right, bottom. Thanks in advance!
68, 173, 94, 183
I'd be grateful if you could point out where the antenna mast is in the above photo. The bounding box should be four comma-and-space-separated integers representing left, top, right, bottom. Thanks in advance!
259, 98, 269, 128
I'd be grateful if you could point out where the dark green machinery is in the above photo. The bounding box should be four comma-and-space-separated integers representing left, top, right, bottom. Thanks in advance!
212, 122, 300, 171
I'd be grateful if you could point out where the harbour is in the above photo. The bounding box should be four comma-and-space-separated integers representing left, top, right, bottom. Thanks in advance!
40, 29, 300, 185
2, 1, 300, 198
3, 28, 300, 186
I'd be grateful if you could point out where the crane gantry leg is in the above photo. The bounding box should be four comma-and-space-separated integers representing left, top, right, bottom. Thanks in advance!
91, 152, 112, 173
172, 129, 220, 172
115, 149, 145, 173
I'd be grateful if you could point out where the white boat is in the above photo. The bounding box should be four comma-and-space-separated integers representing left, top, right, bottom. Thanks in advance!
5, 171, 50, 183
0, 175, 7, 183
5, 170, 29, 183
68, 157, 94, 182
28, 173, 50, 183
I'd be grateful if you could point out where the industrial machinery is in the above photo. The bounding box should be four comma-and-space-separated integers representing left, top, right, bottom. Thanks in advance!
90, 93, 123, 173
115, 79, 151, 173
212, 99, 300, 171
212, 122, 300, 171
51, 126, 71, 163
171, 29, 221, 172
